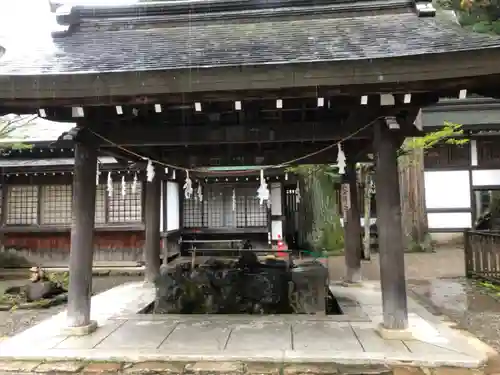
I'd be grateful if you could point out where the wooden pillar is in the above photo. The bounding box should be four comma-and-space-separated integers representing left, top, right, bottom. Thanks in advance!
343, 162, 363, 284
373, 121, 408, 331
66, 142, 97, 332
161, 181, 169, 264
144, 166, 163, 283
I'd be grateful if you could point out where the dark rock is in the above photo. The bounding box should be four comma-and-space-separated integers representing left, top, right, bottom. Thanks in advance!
290, 261, 329, 314
153, 255, 293, 315
26, 281, 55, 301
4, 286, 23, 295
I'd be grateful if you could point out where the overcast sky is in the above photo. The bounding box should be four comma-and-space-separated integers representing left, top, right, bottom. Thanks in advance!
0, 0, 142, 37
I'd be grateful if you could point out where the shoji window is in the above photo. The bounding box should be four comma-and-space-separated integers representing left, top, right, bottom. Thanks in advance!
108, 182, 142, 223
95, 184, 106, 225
6, 185, 38, 225
40, 184, 72, 225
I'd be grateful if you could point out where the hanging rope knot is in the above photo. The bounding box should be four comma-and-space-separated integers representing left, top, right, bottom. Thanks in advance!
131, 172, 138, 194
295, 181, 301, 204
121, 175, 126, 197
107, 171, 113, 197
256, 169, 270, 205
197, 183, 203, 202
232, 188, 236, 211
183, 170, 193, 199
146, 159, 155, 182
337, 143, 346, 175
95, 161, 101, 186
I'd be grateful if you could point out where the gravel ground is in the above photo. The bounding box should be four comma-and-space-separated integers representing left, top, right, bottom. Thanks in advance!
407, 278, 500, 352
0, 275, 143, 338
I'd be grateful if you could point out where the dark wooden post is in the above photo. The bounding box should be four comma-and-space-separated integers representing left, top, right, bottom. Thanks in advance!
161, 181, 169, 264
144, 166, 163, 283
66, 142, 97, 334
343, 161, 363, 284
373, 121, 408, 332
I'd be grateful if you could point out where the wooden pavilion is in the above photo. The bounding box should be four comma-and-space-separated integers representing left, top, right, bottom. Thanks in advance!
1, 0, 500, 337
0, 129, 297, 262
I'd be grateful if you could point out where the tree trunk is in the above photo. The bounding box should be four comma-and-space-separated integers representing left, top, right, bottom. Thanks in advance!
398, 139, 429, 251
297, 168, 343, 254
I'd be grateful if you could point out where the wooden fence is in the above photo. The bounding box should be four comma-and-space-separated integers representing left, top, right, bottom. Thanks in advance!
464, 229, 500, 282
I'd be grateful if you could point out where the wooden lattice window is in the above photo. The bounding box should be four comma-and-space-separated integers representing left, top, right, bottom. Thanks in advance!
6, 185, 38, 225
235, 192, 247, 228
424, 143, 470, 168
95, 184, 106, 225
183, 185, 268, 228
205, 186, 224, 228
478, 139, 500, 167
40, 184, 72, 225
108, 182, 142, 223
183, 196, 204, 228
244, 192, 267, 227
238, 186, 267, 227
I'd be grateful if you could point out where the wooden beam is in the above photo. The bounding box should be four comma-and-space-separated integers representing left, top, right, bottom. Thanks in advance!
96, 119, 377, 147
66, 142, 97, 332
157, 141, 370, 167
373, 120, 408, 331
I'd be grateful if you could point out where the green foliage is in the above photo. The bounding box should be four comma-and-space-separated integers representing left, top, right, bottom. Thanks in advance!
400, 122, 469, 155
445, 0, 500, 34
479, 281, 500, 296
286, 122, 467, 255
406, 233, 435, 253
46, 271, 69, 291
289, 164, 344, 254
0, 115, 35, 151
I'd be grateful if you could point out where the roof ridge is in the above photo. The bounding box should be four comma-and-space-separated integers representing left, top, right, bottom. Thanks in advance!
53, 0, 419, 36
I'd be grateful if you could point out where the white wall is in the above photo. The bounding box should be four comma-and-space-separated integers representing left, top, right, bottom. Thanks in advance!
424, 170, 472, 230
270, 182, 283, 240
427, 212, 472, 230
424, 170, 470, 209
166, 181, 180, 231
472, 169, 500, 187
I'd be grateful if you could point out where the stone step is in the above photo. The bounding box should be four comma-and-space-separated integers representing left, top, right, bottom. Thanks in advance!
0, 360, 488, 375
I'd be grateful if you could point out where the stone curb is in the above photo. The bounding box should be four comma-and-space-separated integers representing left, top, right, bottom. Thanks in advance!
0, 268, 145, 278
0, 361, 490, 375
46, 269, 145, 277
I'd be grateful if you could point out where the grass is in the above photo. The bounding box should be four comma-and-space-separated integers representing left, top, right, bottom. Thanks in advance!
479, 281, 500, 297
0, 271, 69, 310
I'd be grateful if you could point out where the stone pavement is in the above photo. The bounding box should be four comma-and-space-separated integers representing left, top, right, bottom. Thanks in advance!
0, 281, 493, 368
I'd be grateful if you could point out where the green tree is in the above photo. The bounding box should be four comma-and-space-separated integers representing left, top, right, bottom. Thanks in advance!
0, 115, 34, 262
437, 0, 500, 34
0, 114, 36, 150
289, 164, 344, 256
289, 122, 468, 256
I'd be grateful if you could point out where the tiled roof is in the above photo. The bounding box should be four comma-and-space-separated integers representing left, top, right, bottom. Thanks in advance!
0, 4, 500, 75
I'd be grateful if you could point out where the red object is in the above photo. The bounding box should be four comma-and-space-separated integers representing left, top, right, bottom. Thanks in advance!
277, 235, 287, 257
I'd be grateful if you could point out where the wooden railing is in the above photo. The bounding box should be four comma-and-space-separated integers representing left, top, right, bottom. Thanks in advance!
464, 229, 500, 282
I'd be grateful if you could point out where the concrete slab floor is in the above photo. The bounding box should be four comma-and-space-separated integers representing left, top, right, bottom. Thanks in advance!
0, 281, 494, 368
